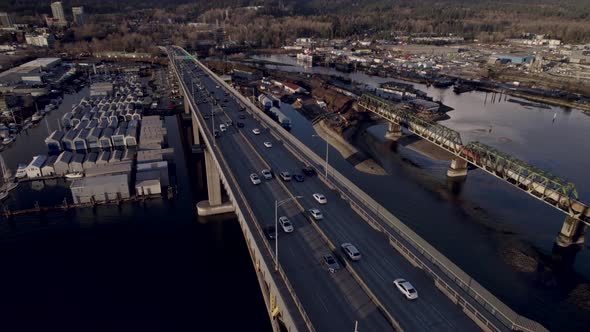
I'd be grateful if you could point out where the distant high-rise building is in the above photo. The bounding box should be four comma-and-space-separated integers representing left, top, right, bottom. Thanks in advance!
72, 6, 85, 25
51, 1, 66, 24
0, 12, 14, 27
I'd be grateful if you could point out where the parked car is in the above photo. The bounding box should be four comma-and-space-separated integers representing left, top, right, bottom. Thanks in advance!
341, 243, 362, 261
308, 208, 323, 220
279, 171, 292, 181
393, 279, 418, 300
293, 174, 304, 182
252, 128, 261, 135
323, 254, 340, 273
302, 166, 316, 176
250, 173, 261, 185
265, 225, 276, 240
263, 141, 272, 148
261, 169, 273, 180
279, 216, 294, 233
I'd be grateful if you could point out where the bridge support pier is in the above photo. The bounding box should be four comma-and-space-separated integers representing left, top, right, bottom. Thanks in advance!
447, 157, 468, 178
555, 216, 587, 247
385, 122, 402, 140
196, 149, 234, 216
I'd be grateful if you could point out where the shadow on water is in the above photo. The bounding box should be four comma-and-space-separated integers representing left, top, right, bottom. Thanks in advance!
0, 113, 271, 332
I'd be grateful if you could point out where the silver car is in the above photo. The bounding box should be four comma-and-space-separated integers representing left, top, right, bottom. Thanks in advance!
309, 208, 323, 220
250, 173, 261, 185
393, 278, 418, 300
279, 216, 294, 233
341, 243, 362, 261
261, 169, 273, 180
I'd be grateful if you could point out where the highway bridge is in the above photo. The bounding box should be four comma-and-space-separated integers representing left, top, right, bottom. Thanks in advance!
166, 46, 548, 332
358, 93, 589, 248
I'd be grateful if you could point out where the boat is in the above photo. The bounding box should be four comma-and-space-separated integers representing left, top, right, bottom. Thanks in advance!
453, 83, 476, 94
2, 136, 14, 145
15, 163, 27, 179
65, 172, 84, 179
31, 112, 43, 122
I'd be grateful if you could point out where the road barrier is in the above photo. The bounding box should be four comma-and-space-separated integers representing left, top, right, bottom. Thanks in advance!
169, 50, 316, 332
179, 47, 548, 332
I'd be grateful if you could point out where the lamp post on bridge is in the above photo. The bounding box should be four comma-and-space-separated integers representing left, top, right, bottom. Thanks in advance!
275, 196, 303, 272
312, 134, 329, 179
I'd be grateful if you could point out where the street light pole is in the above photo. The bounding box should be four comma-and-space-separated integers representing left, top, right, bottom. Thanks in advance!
313, 134, 329, 179
274, 196, 303, 272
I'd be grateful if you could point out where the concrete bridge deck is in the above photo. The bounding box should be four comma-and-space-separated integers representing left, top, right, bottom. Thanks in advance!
168, 46, 548, 332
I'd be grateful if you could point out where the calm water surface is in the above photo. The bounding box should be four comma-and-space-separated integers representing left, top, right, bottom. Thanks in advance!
253, 53, 590, 330
0, 88, 270, 331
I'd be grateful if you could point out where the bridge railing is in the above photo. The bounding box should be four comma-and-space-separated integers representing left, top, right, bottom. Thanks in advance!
184, 50, 549, 332
358, 93, 464, 153
169, 50, 316, 332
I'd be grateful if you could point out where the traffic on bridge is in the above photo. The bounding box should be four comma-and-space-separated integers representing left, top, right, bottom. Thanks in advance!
167, 46, 548, 332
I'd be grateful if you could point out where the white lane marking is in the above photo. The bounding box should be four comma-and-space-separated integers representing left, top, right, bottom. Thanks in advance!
315, 292, 330, 313
367, 262, 386, 282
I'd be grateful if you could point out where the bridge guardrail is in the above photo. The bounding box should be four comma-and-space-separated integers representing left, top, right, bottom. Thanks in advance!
185, 49, 548, 332
169, 50, 316, 332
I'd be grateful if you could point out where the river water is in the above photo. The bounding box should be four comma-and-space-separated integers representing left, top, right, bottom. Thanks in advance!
0, 87, 270, 331
252, 54, 590, 331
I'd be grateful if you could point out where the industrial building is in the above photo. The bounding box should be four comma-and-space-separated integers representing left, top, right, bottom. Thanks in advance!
70, 174, 130, 204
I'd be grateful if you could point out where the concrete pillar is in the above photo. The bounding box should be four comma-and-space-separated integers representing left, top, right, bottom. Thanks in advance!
191, 111, 200, 145
204, 149, 222, 206
184, 94, 190, 114
447, 157, 468, 178
196, 148, 234, 216
555, 216, 587, 247
385, 122, 402, 140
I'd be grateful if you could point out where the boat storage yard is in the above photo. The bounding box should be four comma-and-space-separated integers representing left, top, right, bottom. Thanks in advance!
16, 75, 174, 205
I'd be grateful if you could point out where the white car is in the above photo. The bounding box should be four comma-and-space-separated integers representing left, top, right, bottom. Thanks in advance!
341, 243, 362, 261
250, 173, 261, 185
263, 141, 272, 148
313, 193, 327, 204
261, 169, 273, 180
252, 128, 261, 135
279, 216, 294, 233
219, 124, 227, 132
308, 208, 323, 220
279, 171, 291, 181
393, 279, 418, 300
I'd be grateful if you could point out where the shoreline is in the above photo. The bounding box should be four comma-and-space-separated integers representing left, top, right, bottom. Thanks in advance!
312, 120, 387, 176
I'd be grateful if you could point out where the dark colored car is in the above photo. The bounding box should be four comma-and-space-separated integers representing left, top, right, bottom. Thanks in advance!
239, 114, 246, 119
265, 226, 276, 240
293, 174, 304, 182
302, 166, 316, 176
237, 122, 245, 128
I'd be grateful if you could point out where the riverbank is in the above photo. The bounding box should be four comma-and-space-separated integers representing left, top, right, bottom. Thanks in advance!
313, 119, 387, 175
478, 86, 590, 112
